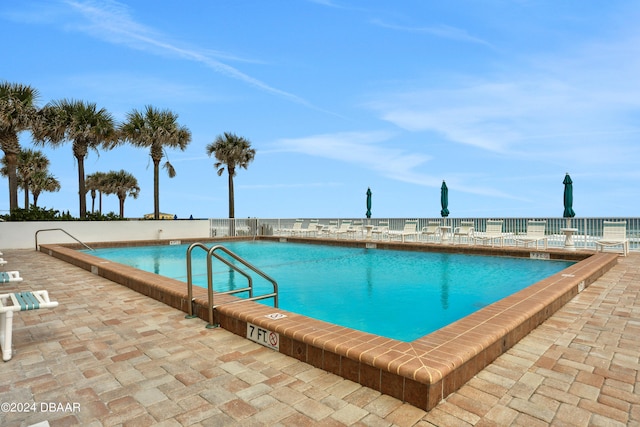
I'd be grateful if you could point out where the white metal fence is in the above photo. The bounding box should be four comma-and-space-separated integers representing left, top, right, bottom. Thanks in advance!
210, 217, 640, 252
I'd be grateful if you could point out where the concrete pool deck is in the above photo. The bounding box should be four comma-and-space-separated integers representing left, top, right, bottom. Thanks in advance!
0, 247, 638, 426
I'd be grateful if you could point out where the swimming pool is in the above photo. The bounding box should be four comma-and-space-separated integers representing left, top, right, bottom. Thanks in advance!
86, 241, 574, 341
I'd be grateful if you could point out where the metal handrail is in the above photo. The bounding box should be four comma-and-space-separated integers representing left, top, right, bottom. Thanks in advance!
186, 243, 279, 328
35, 228, 94, 251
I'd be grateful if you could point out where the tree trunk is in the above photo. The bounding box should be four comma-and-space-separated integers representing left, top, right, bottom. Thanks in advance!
153, 158, 160, 220
119, 196, 125, 218
228, 168, 235, 219
4, 152, 19, 212
0, 133, 20, 211
24, 186, 30, 210
77, 156, 87, 218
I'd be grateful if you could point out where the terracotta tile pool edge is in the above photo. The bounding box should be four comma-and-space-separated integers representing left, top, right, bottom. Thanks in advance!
38, 241, 618, 411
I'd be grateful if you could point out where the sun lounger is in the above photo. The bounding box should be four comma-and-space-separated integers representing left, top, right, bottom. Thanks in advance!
319, 220, 339, 237
421, 221, 441, 243
595, 221, 629, 256
390, 220, 419, 243
371, 221, 390, 240
453, 221, 475, 245
474, 220, 506, 247
349, 220, 364, 239
0, 271, 23, 284
279, 219, 304, 236
0, 258, 7, 266
336, 220, 353, 239
1, 290, 59, 361
514, 220, 548, 250
303, 219, 321, 237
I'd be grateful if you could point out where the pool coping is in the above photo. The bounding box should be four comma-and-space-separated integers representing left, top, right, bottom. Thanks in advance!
38, 237, 618, 410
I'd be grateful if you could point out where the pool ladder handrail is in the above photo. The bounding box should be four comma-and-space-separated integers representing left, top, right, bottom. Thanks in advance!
186, 243, 279, 328
35, 228, 94, 251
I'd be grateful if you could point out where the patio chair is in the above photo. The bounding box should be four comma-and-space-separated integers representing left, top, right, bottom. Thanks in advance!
390, 220, 419, 243
453, 221, 475, 245
303, 219, 321, 237
474, 220, 506, 247
319, 220, 339, 237
280, 219, 304, 236
371, 220, 390, 240
514, 220, 548, 250
349, 220, 365, 239
1, 271, 23, 284
421, 221, 441, 243
595, 221, 629, 256
336, 220, 353, 239
1, 290, 59, 361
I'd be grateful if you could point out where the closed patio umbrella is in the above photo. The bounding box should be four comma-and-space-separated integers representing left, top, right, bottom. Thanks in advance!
440, 181, 449, 218
563, 173, 575, 219
366, 187, 372, 219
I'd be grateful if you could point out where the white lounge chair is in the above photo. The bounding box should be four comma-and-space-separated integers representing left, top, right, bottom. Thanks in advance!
474, 220, 505, 247
514, 220, 548, 250
319, 220, 339, 237
453, 221, 475, 245
371, 220, 390, 240
280, 219, 304, 236
303, 219, 321, 237
1, 290, 59, 361
421, 221, 441, 243
0, 258, 6, 266
350, 220, 364, 239
595, 221, 629, 256
335, 220, 353, 239
1, 271, 23, 284
390, 220, 419, 243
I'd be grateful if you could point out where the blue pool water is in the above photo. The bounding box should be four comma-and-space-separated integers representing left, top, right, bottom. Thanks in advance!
85, 241, 574, 341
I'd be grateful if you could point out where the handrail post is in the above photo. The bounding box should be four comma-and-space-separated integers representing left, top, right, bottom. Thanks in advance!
206, 252, 216, 328
185, 242, 279, 329
35, 228, 94, 251
185, 242, 202, 318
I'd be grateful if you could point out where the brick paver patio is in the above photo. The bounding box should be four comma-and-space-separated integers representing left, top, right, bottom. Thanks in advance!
0, 249, 638, 426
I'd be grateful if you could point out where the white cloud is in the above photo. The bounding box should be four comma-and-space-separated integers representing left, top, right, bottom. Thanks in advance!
367, 31, 640, 165
52, 0, 317, 108
371, 19, 494, 48
273, 131, 516, 198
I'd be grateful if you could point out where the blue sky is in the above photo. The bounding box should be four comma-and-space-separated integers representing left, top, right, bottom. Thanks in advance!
2, 0, 639, 219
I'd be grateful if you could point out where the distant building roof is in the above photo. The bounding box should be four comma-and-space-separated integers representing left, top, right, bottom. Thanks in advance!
143, 213, 175, 220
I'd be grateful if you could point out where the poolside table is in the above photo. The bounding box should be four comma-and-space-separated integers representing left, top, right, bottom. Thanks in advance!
440, 225, 452, 244
560, 228, 578, 251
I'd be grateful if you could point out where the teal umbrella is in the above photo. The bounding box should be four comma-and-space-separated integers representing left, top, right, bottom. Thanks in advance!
440, 180, 449, 217
563, 173, 575, 218
366, 187, 372, 219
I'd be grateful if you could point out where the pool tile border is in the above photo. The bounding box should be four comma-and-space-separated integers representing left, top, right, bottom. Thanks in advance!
38, 238, 618, 410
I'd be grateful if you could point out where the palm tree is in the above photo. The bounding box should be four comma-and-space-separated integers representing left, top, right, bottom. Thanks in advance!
34, 99, 117, 218
206, 132, 255, 219
86, 171, 109, 214
31, 171, 61, 207
0, 82, 39, 211
105, 169, 139, 218
119, 105, 191, 220
17, 149, 50, 209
